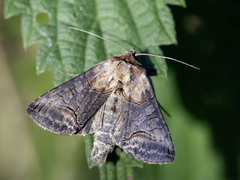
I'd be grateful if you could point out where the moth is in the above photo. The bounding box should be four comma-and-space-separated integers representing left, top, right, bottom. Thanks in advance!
27, 28, 182, 166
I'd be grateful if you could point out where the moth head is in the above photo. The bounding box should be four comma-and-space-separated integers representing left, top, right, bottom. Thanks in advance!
122, 49, 142, 67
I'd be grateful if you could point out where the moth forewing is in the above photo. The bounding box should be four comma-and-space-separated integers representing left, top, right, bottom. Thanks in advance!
27, 60, 112, 135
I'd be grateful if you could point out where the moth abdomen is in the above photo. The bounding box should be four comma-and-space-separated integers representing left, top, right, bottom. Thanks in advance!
91, 132, 115, 166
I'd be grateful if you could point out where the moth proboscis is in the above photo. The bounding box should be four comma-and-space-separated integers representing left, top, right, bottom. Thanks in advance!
27, 27, 198, 166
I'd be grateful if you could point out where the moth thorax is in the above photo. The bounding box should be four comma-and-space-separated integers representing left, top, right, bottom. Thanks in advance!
114, 63, 131, 85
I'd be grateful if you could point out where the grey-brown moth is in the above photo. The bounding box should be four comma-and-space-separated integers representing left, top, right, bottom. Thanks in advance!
27, 49, 175, 166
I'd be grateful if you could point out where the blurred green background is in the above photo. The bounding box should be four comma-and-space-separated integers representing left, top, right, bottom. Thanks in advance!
0, 0, 239, 180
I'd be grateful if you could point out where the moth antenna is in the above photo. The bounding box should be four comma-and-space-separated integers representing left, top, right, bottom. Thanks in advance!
68, 27, 127, 53
60, 71, 78, 77
136, 53, 200, 70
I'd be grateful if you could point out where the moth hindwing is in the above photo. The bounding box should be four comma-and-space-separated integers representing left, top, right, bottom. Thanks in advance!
27, 49, 175, 166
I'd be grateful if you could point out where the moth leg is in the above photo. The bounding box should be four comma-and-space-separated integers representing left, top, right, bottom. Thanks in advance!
91, 133, 115, 166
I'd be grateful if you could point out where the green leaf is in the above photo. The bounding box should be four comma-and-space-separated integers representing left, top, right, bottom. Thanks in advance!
4, 0, 29, 18
99, 148, 142, 180
116, 148, 143, 179
84, 135, 94, 169
4, 0, 185, 179
4, 0, 183, 82
148, 46, 168, 78
97, 0, 177, 53
100, 162, 116, 180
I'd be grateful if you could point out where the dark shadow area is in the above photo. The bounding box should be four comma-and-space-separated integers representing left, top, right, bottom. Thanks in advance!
162, 0, 240, 179
137, 55, 157, 76
106, 147, 120, 164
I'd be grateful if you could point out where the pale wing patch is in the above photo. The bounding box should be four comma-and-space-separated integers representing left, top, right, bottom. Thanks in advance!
122, 65, 153, 104
88, 59, 120, 93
